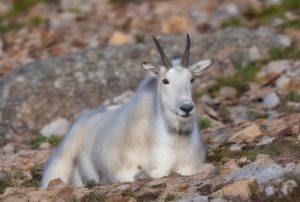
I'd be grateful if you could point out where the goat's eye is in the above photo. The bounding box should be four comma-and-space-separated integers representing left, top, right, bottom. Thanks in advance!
191, 78, 194, 83
162, 79, 169, 85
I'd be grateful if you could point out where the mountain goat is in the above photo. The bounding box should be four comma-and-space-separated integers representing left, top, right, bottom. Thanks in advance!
41, 34, 212, 188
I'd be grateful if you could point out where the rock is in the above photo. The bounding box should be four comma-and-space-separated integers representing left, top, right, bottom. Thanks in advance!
265, 186, 275, 196
210, 198, 228, 202
40, 117, 70, 137
237, 157, 250, 166
249, 46, 262, 61
177, 183, 189, 191
39, 142, 52, 150
281, 180, 297, 195
256, 136, 276, 146
264, 60, 292, 75
3, 143, 15, 155
196, 163, 216, 178
177, 195, 209, 202
229, 124, 262, 142
263, 92, 280, 109
230, 144, 242, 152
224, 163, 284, 183
277, 35, 292, 47
0, 38, 3, 57
228, 106, 249, 124
0, 29, 291, 140
255, 154, 274, 165
275, 76, 291, 89
219, 86, 237, 100
161, 16, 192, 34
294, 162, 300, 176
50, 12, 76, 29
109, 31, 132, 45
284, 163, 296, 173
213, 179, 254, 199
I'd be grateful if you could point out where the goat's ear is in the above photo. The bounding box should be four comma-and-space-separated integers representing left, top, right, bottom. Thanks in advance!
142, 62, 160, 77
188, 59, 212, 76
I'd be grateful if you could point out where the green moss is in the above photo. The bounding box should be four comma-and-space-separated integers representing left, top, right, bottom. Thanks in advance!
248, 109, 268, 120
69, 7, 81, 14
199, 118, 212, 130
31, 135, 62, 149
269, 47, 300, 60
135, 34, 145, 43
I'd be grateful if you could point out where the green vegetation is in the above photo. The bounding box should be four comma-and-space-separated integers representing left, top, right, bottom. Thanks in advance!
248, 109, 268, 120
122, 189, 134, 197
109, 0, 144, 5
31, 135, 62, 149
232, 139, 300, 161
164, 194, 176, 202
21, 179, 40, 187
0, 0, 58, 33
283, 92, 300, 102
84, 180, 99, 189
206, 65, 260, 96
269, 47, 300, 60
281, 20, 300, 29
0, 172, 12, 194
221, 18, 244, 29
199, 118, 212, 130
29, 15, 48, 26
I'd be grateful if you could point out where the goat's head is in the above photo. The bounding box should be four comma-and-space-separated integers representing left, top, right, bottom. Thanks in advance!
142, 34, 212, 121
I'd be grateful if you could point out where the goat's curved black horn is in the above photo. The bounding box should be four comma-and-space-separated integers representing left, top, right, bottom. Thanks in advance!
181, 34, 190, 67
152, 36, 172, 68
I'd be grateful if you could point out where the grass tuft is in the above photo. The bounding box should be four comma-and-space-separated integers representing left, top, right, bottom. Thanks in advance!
199, 118, 212, 130
31, 135, 62, 149
269, 47, 300, 60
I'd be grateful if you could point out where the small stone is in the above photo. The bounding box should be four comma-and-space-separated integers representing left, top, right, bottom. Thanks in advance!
263, 92, 280, 109
249, 46, 261, 61
277, 35, 292, 47
213, 179, 254, 199
265, 186, 275, 196
230, 144, 242, 152
177, 183, 189, 190
264, 60, 292, 75
281, 180, 297, 195
219, 86, 237, 100
294, 162, 300, 176
48, 178, 65, 188
224, 163, 283, 183
40, 117, 70, 137
275, 76, 291, 89
39, 142, 51, 150
255, 154, 274, 165
210, 198, 228, 202
256, 136, 276, 146
238, 157, 250, 166
224, 4, 240, 16
229, 124, 262, 142
196, 163, 216, 178
3, 144, 15, 155
162, 15, 191, 34
284, 163, 296, 173
109, 31, 132, 45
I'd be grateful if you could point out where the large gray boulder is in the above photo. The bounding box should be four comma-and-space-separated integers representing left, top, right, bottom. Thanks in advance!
0, 28, 290, 140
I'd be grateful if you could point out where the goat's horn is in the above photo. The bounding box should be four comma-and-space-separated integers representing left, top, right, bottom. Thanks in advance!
181, 34, 190, 67
152, 36, 172, 68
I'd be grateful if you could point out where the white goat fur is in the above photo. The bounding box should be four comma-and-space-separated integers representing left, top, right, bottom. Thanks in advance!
41, 37, 212, 188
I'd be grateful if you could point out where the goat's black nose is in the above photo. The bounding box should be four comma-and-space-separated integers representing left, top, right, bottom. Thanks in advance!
180, 103, 194, 113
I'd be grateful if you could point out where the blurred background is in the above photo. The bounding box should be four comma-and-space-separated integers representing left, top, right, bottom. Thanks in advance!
1, 0, 300, 201
0, 0, 300, 77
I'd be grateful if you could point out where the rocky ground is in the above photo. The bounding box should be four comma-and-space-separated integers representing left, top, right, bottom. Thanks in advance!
1, 0, 300, 201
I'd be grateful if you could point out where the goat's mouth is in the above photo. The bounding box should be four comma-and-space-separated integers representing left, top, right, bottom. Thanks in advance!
176, 112, 192, 118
